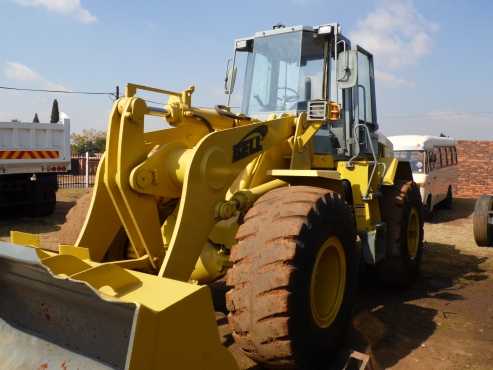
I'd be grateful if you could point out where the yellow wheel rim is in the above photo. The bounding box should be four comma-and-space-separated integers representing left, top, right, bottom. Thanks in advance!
407, 207, 420, 258
309, 236, 346, 329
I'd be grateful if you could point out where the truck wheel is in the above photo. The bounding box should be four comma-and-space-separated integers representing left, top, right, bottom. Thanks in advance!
29, 174, 57, 217
38, 188, 56, 216
473, 195, 493, 247
226, 186, 358, 369
378, 181, 424, 287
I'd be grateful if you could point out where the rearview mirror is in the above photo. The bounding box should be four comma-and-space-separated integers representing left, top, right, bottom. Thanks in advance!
337, 50, 357, 89
224, 60, 237, 95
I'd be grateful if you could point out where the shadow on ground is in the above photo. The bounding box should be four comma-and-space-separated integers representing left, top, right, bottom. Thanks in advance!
350, 241, 488, 369
0, 200, 76, 238
429, 198, 476, 223
212, 241, 489, 369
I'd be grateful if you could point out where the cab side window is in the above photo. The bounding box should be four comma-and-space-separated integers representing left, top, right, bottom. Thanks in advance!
357, 51, 375, 125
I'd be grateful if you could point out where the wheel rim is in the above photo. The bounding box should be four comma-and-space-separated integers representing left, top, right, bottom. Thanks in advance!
407, 207, 420, 258
309, 236, 346, 329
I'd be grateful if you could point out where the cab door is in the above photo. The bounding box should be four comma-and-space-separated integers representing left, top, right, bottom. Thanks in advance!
351, 46, 378, 156
354, 46, 377, 127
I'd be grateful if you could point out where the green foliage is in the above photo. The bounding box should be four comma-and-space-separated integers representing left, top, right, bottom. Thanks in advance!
50, 99, 60, 123
71, 129, 106, 155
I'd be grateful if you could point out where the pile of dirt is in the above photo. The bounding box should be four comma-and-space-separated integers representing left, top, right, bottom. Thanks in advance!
57, 190, 92, 245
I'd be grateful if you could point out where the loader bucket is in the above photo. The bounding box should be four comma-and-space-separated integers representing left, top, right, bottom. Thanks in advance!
0, 241, 238, 370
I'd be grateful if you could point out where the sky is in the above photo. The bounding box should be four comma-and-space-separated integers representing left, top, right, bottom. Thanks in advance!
0, 0, 492, 139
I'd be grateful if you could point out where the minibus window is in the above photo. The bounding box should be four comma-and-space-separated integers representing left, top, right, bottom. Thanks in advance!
427, 151, 436, 171
447, 147, 452, 166
434, 148, 442, 169
442, 147, 448, 167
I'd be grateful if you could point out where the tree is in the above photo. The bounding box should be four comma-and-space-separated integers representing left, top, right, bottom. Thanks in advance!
33, 113, 40, 123
71, 129, 106, 155
50, 99, 60, 123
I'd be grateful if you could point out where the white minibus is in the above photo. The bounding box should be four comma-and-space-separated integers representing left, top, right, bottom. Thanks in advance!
389, 135, 458, 216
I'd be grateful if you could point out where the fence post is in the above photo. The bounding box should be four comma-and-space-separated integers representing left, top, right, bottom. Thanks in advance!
85, 151, 89, 188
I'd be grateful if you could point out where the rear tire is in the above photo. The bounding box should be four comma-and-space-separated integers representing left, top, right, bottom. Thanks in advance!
377, 181, 424, 287
473, 195, 493, 247
226, 186, 358, 369
28, 173, 57, 217
30, 188, 56, 217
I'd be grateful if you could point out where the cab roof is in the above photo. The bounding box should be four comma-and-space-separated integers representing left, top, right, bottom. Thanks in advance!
235, 23, 342, 47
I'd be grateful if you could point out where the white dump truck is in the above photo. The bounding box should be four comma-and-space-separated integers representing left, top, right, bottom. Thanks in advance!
0, 114, 71, 216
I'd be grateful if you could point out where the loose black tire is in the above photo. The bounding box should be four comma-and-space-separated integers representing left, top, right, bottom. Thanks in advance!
226, 186, 358, 369
377, 181, 424, 287
473, 195, 493, 247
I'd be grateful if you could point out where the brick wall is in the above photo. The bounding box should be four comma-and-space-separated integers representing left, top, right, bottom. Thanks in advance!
456, 140, 493, 198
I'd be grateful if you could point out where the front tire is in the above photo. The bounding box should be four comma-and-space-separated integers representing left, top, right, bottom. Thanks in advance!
226, 186, 358, 369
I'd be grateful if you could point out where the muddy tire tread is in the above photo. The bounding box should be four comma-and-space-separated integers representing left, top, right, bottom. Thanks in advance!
226, 186, 357, 369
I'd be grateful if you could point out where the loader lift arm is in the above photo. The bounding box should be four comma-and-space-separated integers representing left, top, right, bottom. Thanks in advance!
76, 83, 295, 281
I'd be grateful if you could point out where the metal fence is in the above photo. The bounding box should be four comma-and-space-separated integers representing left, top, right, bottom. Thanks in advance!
58, 153, 101, 188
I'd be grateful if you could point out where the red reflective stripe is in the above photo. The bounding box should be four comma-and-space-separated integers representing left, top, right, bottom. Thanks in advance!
0, 150, 60, 159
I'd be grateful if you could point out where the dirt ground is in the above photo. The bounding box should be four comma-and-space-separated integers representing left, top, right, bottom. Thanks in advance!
0, 188, 88, 250
1, 190, 493, 370
354, 199, 493, 370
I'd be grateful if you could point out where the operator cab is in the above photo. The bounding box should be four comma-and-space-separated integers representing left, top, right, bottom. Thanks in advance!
225, 24, 380, 159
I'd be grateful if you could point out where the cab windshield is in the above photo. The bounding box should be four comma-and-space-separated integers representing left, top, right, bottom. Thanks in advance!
394, 150, 425, 173
241, 30, 326, 116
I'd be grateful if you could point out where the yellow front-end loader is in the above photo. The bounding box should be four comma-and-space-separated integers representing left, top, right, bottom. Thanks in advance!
0, 23, 424, 370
